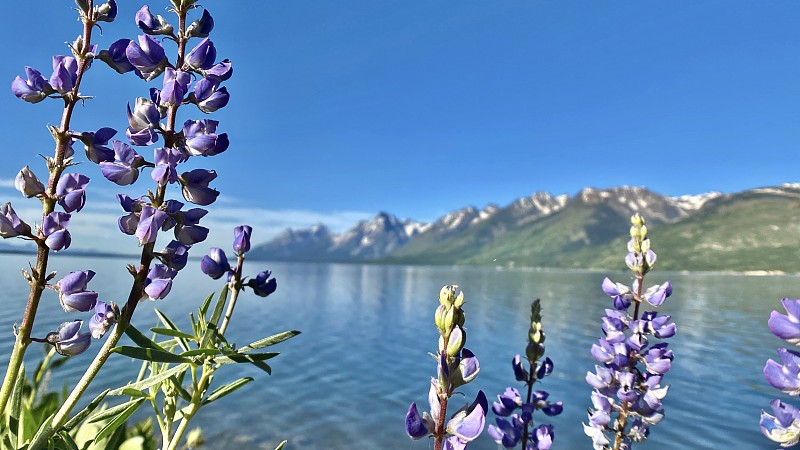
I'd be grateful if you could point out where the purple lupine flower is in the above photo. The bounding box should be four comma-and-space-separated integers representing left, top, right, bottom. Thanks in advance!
94, 0, 117, 22
11, 67, 54, 103
765, 348, 800, 395
185, 38, 216, 71
406, 384, 487, 444
769, 298, 800, 345
179, 169, 219, 206
55, 173, 89, 213
88, 301, 116, 339
233, 225, 252, 256
160, 240, 190, 271
126, 35, 167, 80
186, 9, 214, 38
43, 212, 71, 251
487, 416, 521, 448
761, 399, 800, 447
97, 38, 135, 74
127, 97, 161, 146
601, 277, 635, 310
643, 281, 672, 307
405, 402, 433, 440
117, 194, 141, 235
143, 264, 177, 300
15, 166, 45, 198
53, 320, 92, 356
0, 203, 31, 238
135, 5, 173, 35
48, 56, 79, 95
99, 141, 144, 185
492, 387, 522, 417
200, 248, 230, 279
160, 68, 192, 107
205, 59, 233, 81
56, 270, 98, 312
191, 77, 229, 113
151, 147, 183, 184
135, 205, 168, 245
247, 270, 277, 297
79, 127, 117, 163
182, 119, 229, 156
174, 208, 209, 245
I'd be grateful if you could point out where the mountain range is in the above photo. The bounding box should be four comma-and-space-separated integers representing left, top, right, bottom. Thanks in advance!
247, 184, 800, 273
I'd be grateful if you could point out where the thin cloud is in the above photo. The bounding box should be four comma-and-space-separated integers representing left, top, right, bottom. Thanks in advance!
0, 178, 15, 189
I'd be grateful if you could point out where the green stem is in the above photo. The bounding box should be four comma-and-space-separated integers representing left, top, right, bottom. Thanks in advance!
165, 365, 211, 450
218, 254, 244, 335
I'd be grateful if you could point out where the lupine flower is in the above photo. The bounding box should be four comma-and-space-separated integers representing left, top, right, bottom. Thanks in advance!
405, 382, 487, 444
126, 34, 167, 80
585, 214, 674, 449
99, 141, 144, 185
247, 270, 277, 297
55, 173, 89, 213
179, 169, 219, 206
117, 194, 141, 235
56, 270, 98, 312
233, 225, 252, 255
143, 264, 177, 300
174, 208, 209, 245
191, 77, 229, 113
0, 203, 31, 239
160, 68, 192, 107
93, 0, 117, 22
200, 248, 230, 279
182, 119, 229, 156
761, 399, 800, 447
152, 147, 183, 184
49, 56, 79, 95
11, 67, 54, 103
127, 97, 161, 145
205, 59, 233, 81
53, 320, 92, 356
765, 348, 800, 395
15, 166, 45, 198
43, 212, 71, 251
88, 301, 116, 339
97, 39, 135, 74
185, 38, 216, 71
135, 5, 174, 35
186, 10, 214, 38
79, 127, 117, 163
160, 240, 191, 271
135, 205, 168, 245
769, 298, 800, 345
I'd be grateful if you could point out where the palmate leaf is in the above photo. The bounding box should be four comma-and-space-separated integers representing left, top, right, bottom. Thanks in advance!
202, 377, 253, 405
111, 346, 189, 364
239, 330, 300, 352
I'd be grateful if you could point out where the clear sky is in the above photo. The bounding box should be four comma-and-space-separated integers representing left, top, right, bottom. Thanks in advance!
1, 1, 798, 253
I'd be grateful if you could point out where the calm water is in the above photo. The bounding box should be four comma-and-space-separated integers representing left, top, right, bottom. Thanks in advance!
0, 253, 796, 449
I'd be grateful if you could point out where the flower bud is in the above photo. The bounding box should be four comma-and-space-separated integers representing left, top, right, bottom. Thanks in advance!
446, 326, 465, 357
439, 285, 455, 306
233, 225, 252, 256
434, 304, 447, 333
186, 10, 214, 38
54, 320, 92, 356
15, 166, 45, 198
454, 291, 464, 308
135, 5, 174, 35
443, 305, 456, 331
631, 213, 644, 227
94, 0, 117, 22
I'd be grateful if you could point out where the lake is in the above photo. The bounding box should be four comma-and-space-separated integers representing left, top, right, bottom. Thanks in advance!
0, 253, 795, 449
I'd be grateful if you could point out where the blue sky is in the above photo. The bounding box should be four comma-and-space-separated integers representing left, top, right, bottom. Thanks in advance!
1, 1, 799, 252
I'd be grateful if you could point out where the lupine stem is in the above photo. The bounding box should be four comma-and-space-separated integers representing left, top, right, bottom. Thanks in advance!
164, 364, 212, 450
218, 254, 244, 335
520, 364, 537, 448
0, 4, 97, 416
612, 273, 645, 450
434, 393, 448, 450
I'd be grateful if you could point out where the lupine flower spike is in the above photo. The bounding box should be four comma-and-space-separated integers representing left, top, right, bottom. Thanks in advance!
406, 285, 487, 450
584, 214, 675, 450
488, 299, 561, 449
762, 298, 800, 447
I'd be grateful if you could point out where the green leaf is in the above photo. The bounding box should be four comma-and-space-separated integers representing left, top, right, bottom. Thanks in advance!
93, 399, 144, 443
9, 364, 24, 442
112, 346, 189, 364
120, 388, 149, 398
26, 412, 55, 449
239, 330, 301, 352
217, 352, 279, 364
202, 377, 253, 405
275, 440, 287, 450
124, 325, 166, 351
209, 284, 229, 327
55, 431, 79, 450
63, 389, 110, 431
199, 323, 218, 350
88, 399, 143, 423
150, 327, 195, 340
180, 348, 221, 358
153, 309, 190, 352
168, 376, 192, 402
108, 363, 189, 396
199, 291, 214, 317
